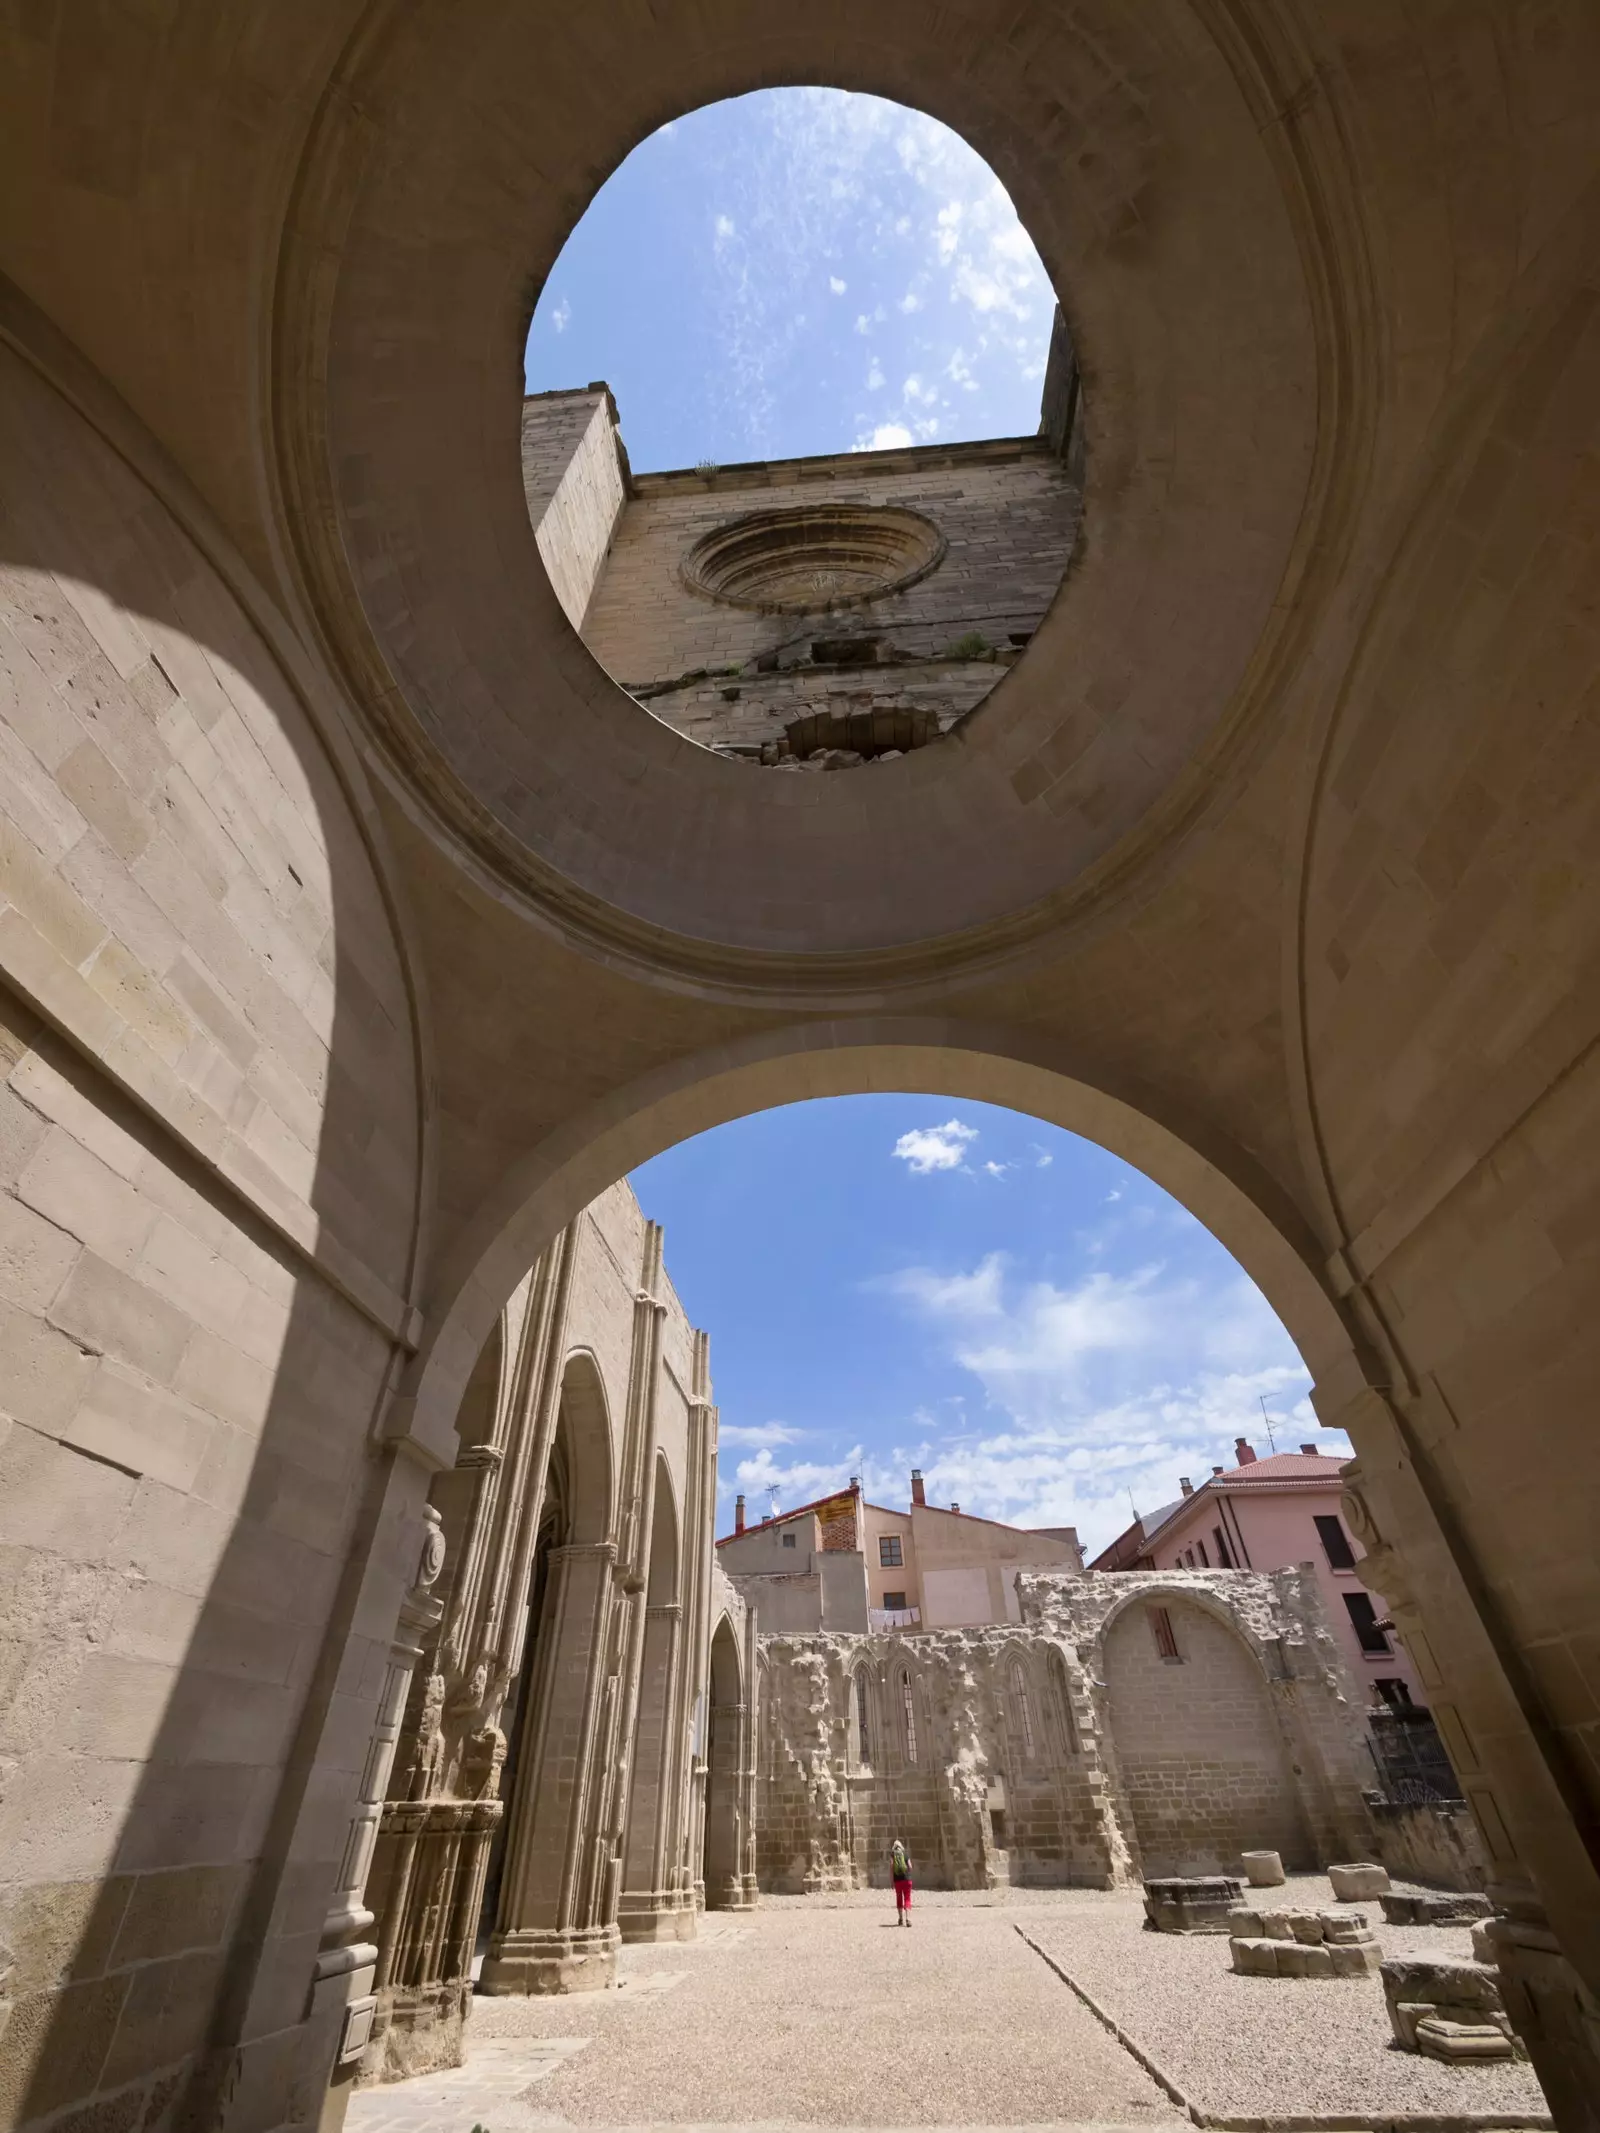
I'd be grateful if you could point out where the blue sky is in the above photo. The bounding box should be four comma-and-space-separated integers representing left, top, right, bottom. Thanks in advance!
525, 88, 1055, 470
631, 1099, 1343, 1559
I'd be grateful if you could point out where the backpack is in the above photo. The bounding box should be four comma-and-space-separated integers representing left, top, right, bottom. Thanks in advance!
891, 1843, 909, 1879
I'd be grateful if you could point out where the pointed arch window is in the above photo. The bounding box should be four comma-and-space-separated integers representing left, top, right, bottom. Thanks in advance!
1010, 1658, 1036, 1759
854, 1669, 872, 1767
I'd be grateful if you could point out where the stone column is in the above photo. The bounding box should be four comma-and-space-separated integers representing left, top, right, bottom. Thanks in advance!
600, 1226, 669, 1938
479, 1537, 619, 1993
315, 1504, 445, 2127
679, 1377, 718, 1911
738, 1597, 760, 1906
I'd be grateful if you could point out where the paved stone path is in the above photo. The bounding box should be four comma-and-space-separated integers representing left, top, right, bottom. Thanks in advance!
348, 1897, 1180, 2129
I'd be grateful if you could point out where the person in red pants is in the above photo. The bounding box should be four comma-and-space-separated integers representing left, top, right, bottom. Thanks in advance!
891, 1838, 913, 1925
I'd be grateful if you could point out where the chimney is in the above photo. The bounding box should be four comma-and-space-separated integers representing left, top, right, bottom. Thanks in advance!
1179, 1477, 1193, 1496
1234, 1437, 1257, 1465
734, 1494, 746, 1534
850, 1474, 861, 1491
1301, 1443, 1318, 1456
1212, 1464, 1225, 1477
951, 1500, 961, 1515
911, 1468, 927, 1508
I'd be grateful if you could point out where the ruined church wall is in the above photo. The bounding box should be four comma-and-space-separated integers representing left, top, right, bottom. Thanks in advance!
575, 439, 1080, 757
756, 1630, 1112, 1894
754, 1571, 1377, 1902
1021, 1568, 1377, 1877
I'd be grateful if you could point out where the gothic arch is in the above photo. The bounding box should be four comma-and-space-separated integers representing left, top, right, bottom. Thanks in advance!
552, 1349, 614, 1547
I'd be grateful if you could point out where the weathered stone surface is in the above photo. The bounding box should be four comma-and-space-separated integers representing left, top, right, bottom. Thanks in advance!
1144, 1877, 1242, 1933
1228, 1905, 1381, 1977
1381, 1956, 1513, 2052
1328, 1862, 1390, 1901
1414, 2015, 1517, 2063
1380, 1889, 1492, 1927
1241, 1849, 1285, 1886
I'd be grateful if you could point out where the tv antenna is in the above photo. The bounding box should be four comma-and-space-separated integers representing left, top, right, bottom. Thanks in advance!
1257, 1395, 1279, 1453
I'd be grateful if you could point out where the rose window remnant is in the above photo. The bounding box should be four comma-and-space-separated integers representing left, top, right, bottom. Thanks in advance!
522, 89, 1084, 772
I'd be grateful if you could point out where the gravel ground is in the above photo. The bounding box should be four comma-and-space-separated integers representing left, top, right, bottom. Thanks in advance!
1012, 1875, 1552, 2125
466, 1896, 1182, 2124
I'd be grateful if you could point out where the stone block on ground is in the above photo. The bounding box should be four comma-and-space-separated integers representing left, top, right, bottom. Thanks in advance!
1414, 2015, 1517, 2063
1379, 1889, 1492, 1927
1381, 1956, 1512, 2052
1142, 1876, 1242, 1933
1240, 1849, 1285, 1886
1228, 1906, 1380, 1977
1328, 1861, 1390, 1901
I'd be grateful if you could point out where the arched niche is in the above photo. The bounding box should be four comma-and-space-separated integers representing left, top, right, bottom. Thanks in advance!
703, 1614, 745, 1910
1100, 1586, 1312, 1878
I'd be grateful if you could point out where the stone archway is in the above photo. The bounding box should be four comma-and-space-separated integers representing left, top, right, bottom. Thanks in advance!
480, 1354, 621, 1994
619, 1455, 692, 1941
1102, 1590, 1313, 1879
703, 1615, 746, 1911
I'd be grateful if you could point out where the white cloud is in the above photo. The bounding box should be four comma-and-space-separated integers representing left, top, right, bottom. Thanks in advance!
719, 1421, 805, 1449
856, 422, 914, 452
899, 288, 923, 313
1106, 1188, 1122, 1203
877, 1253, 1007, 1318
891, 1118, 977, 1173
872, 1252, 1330, 1550
904, 373, 938, 405
983, 1160, 1010, 1178
714, 212, 736, 241
866, 359, 885, 390
829, 274, 847, 295
551, 297, 571, 333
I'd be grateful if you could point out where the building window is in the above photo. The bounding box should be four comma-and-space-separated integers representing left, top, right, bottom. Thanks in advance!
854, 1670, 872, 1764
1374, 1677, 1412, 1712
782, 1530, 797, 1549
882, 1590, 908, 1612
1212, 1525, 1232, 1568
1315, 1514, 1357, 1571
879, 1534, 903, 1568
1149, 1606, 1182, 1662
1343, 1591, 1392, 1654
1011, 1660, 1036, 1758
901, 1671, 917, 1764
1196, 1539, 1209, 1568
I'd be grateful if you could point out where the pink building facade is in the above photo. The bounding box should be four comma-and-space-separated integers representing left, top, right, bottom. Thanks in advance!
1090, 1442, 1426, 1711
